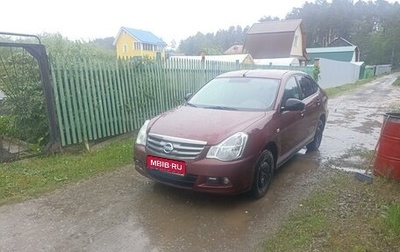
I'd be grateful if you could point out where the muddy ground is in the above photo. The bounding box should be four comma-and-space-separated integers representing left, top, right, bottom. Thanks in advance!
0, 73, 399, 252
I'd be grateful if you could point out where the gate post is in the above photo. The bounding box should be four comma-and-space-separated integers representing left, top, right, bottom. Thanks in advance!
24, 44, 61, 151
0, 32, 61, 152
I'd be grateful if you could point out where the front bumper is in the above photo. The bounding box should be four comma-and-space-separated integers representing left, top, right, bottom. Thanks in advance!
134, 145, 257, 195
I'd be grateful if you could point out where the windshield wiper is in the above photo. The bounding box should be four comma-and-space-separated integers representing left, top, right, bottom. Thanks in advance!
186, 102, 197, 107
204, 105, 238, 111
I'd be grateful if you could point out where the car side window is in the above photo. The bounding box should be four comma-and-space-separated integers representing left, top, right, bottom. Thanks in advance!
282, 77, 301, 106
297, 75, 318, 99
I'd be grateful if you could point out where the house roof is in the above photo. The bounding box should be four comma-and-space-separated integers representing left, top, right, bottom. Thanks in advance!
328, 37, 355, 47
113, 27, 167, 46
307, 46, 357, 62
307, 46, 357, 53
243, 19, 307, 60
247, 19, 303, 34
224, 44, 244, 54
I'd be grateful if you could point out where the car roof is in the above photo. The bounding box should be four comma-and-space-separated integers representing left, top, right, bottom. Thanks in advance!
216, 69, 306, 79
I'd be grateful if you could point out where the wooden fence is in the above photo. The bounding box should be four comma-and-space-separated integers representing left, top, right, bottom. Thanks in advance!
51, 57, 313, 146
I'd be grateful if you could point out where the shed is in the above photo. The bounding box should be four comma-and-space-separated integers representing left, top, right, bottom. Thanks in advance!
306, 46, 359, 63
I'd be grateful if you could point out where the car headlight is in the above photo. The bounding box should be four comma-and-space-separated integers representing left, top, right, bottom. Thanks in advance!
207, 132, 248, 161
135, 120, 150, 146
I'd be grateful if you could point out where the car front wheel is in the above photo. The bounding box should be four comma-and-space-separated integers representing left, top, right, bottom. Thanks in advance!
307, 118, 324, 151
251, 149, 274, 199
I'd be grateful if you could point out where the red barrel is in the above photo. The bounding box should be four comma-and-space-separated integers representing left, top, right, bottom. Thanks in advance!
374, 113, 400, 181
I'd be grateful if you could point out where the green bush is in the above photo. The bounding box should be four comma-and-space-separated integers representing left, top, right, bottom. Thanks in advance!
0, 115, 17, 138
0, 48, 48, 145
1, 33, 116, 147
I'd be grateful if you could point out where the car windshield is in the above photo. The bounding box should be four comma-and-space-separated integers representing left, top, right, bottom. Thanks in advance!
187, 77, 280, 111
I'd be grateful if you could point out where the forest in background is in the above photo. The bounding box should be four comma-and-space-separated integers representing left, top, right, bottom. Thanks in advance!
1, 0, 399, 67
177, 0, 400, 67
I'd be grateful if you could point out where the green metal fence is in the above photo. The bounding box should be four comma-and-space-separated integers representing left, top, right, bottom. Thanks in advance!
51, 56, 313, 146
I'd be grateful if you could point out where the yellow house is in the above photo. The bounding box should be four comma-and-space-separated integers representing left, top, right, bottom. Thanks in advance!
113, 27, 167, 59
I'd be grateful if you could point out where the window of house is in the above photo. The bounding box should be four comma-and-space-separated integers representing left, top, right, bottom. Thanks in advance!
141, 44, 157, 51
123, 44, 128, 53
294, 35, 299, 47
134, 42, 141, 50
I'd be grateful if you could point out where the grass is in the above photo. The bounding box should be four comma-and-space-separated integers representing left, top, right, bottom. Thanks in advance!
382, 203, 400, 236
324, 78, 374, 98
391, 77, 400, 113
393, 77, 400, 87
263, 172, 400, 252
262, 111, 400, 252
0, 137, 134, 205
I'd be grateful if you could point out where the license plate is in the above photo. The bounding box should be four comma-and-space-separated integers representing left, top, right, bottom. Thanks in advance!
146, 156, 186, 175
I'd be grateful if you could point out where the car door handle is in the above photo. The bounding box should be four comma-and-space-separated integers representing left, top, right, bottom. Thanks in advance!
300, 109, 305, 117
316, 99, 321, 106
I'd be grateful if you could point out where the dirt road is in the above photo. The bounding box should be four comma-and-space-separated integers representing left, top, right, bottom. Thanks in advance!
1, 73, 399, 252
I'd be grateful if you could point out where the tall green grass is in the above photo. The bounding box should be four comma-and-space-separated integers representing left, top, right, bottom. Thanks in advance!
324, 78, 373, 98
393, 77, 400, 86
0, 138, 133, 205
382, 203, 400, 236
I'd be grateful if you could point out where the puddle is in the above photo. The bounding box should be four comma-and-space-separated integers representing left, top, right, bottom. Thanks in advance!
319, 72, 400, 166
329, 165, 368, 174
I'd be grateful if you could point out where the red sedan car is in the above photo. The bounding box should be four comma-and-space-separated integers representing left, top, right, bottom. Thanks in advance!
134, 69, 328, 198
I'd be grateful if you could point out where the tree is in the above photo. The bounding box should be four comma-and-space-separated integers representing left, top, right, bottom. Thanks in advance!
285, 0, 400, 67
177, 26, 249, 55
259, 16, 280, 22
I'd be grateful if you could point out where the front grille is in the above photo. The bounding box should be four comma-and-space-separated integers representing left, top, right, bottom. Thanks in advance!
147, 169, 197, 188
147, 133, 206, 159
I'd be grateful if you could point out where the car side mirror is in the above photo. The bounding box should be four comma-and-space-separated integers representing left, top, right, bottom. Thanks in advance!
282, 98, 305, 111
184, 93, 193, 101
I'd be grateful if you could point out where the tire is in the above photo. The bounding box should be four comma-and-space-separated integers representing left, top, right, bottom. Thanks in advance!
307, 118, 324, 151
251, 149, 275, 199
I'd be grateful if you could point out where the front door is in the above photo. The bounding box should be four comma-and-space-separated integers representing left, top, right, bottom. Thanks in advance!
277, 76, 304, 162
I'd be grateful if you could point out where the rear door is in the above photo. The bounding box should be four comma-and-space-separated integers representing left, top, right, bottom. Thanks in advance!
296, 74, 322, 145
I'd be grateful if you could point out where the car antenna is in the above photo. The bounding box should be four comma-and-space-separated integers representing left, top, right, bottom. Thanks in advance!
242, 70, 250, 77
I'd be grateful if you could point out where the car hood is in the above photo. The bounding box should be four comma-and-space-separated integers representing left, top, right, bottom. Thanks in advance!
149, 106, 269, 145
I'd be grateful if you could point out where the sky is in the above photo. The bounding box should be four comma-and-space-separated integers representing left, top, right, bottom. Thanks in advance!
0, 0, 398, 46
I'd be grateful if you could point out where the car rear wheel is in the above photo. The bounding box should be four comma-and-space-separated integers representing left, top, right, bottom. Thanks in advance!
251, 149, 274, 199
307, 118, 324, 151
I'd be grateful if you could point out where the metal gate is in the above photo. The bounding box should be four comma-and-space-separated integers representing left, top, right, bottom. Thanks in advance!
0, 32, 60, 162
